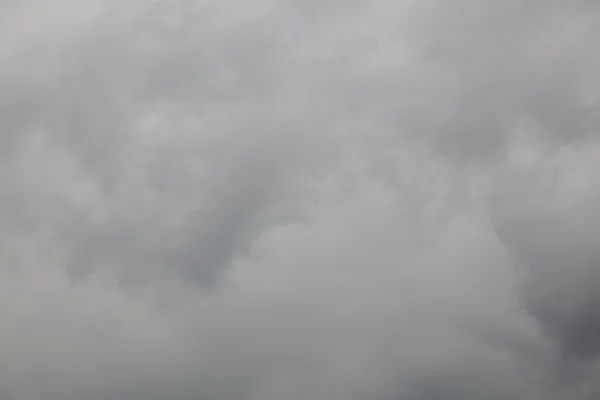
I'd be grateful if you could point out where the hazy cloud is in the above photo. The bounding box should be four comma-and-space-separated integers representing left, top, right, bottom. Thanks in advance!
1, 1, 599, 399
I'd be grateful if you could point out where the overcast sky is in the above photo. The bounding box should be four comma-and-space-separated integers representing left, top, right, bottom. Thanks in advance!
1, 0, 600, 399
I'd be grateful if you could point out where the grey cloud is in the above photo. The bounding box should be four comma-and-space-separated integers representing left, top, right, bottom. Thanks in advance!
67, 131, 306, 286
491, 139, 600, 388
372, 0, 600, 160
1, 0, 318, 286
391, 3, 600, 391
2, 0, 600, 399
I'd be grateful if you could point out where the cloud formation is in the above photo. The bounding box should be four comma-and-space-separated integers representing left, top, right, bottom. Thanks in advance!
1, 0, 600, 399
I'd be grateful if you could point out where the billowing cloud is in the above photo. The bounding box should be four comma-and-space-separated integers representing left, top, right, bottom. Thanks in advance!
1, 1, 599, 399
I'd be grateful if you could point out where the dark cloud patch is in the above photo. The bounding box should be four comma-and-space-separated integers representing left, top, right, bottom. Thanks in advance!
66, 133, 305, 286
491, 137, 600, 391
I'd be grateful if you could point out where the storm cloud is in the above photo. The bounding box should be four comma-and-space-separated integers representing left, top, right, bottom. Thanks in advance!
1, 0, 600, 399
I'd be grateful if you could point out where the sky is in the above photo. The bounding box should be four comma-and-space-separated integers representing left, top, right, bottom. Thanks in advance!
1, 0, 600, 399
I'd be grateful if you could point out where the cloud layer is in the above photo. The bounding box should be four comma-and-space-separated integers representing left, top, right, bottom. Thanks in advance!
1, 1, 600, 399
